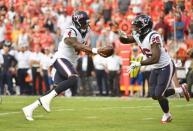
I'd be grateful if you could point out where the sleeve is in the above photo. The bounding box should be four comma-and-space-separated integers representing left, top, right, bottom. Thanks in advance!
39, 54, 44, 67
149, 33, 162, 46
62, 28, 77, 39
14, 51, 18, 61
27, 51, 31, 65
0, 54, 3, 64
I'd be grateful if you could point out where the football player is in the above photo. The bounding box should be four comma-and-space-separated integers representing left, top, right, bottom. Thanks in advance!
22, 11, 112, 121
119, 14, 190, 123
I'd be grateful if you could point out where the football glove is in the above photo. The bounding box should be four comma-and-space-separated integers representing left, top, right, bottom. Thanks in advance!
118, 30, 127, 38
127, 61, 141, 73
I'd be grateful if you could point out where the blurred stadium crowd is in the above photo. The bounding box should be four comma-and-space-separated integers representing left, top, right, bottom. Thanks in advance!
0, 0, 192, 97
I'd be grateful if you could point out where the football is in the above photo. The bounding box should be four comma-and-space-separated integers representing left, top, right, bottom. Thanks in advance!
98, 46, 114, 57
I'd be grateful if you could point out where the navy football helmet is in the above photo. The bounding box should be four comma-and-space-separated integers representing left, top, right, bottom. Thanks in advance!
72, 11, 90, 36
131, 14, 153, 36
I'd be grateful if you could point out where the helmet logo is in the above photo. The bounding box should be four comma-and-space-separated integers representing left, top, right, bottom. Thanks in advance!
138, 17, 148, 26
74, 14, 84, 21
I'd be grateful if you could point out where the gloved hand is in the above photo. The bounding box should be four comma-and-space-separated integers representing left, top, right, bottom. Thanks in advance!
127, 61, 141, 73
118, 30, 127, 38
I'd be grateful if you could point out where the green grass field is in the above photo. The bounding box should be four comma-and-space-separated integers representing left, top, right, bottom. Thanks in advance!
0, 96, 192, 131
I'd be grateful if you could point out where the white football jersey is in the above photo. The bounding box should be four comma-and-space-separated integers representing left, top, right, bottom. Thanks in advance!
53, 26, 88, 66
134, 30, 171, 69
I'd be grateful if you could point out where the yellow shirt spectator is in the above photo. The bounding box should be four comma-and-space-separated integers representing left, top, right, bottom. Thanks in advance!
11, 25, 21, 45
130, 55, 143, 78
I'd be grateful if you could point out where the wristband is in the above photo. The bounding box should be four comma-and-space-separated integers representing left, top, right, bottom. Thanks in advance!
92, 48, 98, 54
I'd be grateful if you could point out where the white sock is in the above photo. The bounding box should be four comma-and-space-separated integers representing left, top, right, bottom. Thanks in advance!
29, 100, 40, 111
174, 87, 183, 94
48, 90, 57, 99
42, 90, 57, 102
164, 112, 171, 116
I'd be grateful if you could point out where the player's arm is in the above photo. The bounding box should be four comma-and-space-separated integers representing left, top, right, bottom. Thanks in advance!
141, 44, 161, 66
128, 34, 162, 73
64, 37, 113, 57
118, 30, 136, 44
64, 37, 93, 54
119, 36, 136, 44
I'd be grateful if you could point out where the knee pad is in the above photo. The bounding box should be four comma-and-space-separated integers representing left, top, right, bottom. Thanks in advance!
157, 96, 165, 101
68, 75, 78, 85
152, 95, 164, 100
54, 75, 78, 94
152, 95, 158, 100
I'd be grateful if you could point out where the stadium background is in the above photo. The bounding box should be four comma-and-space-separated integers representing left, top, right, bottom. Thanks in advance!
0, 0, 192, 97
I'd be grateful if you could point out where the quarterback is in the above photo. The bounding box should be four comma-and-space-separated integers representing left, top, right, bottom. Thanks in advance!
22, 11, 113, 121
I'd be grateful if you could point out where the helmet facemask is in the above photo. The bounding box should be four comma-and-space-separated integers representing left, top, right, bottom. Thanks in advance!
78, 19, 90, 34
132, 24, 150, 36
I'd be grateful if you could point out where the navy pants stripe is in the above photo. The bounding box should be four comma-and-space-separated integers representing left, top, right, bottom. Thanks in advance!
53, 58, 77, 84
149, 61, 175, 99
